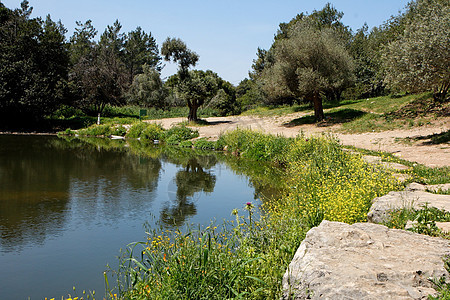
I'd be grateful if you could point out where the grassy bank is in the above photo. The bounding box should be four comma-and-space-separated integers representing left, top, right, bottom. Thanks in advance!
96, 131, 399, 299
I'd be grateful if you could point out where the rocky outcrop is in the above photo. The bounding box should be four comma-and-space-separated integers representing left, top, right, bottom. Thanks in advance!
282, 221, 450, 300
367, 183, 450, 224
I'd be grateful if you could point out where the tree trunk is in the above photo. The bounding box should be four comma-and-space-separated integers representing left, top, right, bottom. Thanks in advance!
313, 92, 325, 122
188, 105, 199, 122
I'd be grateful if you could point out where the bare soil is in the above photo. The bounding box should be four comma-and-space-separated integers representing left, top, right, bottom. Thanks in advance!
147, 112, 450, 167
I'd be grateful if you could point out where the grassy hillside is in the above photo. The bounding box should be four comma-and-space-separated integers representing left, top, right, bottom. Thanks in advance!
244, 93, 448, 133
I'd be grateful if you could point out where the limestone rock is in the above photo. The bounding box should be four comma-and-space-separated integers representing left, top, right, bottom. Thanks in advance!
406, 182, 450, 193
282, 221, 450, 300
367, 190, 450, 224
436, 222, 450, 233
362, 155, 410, 171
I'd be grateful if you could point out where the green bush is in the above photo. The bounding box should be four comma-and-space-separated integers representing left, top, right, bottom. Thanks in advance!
217, 129, 292, 164
112, 125, 127, 137
166, 134, 182, 145
179, 140, 193, 148
126, 122, 149, 139
77, 124, 113, 136
194, 138, 216, 150
141, 123, 165, 141
165, 126, 199, 143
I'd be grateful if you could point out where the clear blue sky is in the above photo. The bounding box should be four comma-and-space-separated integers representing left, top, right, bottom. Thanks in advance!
2, 0, 409, 85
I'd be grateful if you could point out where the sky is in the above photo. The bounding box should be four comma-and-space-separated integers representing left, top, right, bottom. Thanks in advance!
2, 0, 410, 85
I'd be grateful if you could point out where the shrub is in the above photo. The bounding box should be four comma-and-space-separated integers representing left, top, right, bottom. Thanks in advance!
165, 125, 199, 141
126, 122, 150, 139
112, 125, 127, 137
77, 124, 113, 136
217, 128, 292, 164
179, 140, 193, 148
194, 138, 215, 150
141, 123, 165, 141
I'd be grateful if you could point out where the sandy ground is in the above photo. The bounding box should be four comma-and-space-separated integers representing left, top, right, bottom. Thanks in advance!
147, 112, 450, 168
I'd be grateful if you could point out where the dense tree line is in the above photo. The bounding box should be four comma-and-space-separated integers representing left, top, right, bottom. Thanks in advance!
240, 0, 449, 121
0, 1, 236, 127
0, 0, 448, 126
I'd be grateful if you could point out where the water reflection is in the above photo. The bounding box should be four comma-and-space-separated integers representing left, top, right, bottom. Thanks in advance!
161, 157, 217, 227
0, 135, 163, 252
0, 135, 285, 254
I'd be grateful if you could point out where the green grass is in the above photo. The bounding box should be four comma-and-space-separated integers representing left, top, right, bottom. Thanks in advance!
242, 103, 312, 117
340, 93, 421, 114
241, 93, 439, 134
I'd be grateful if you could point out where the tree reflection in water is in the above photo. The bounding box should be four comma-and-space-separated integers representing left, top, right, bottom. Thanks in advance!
161, 157, 216, 227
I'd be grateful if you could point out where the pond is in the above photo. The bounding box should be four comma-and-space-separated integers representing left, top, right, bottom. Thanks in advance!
0, 135, 283, 300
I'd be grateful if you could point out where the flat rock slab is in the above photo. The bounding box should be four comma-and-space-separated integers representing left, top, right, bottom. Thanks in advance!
406, 182, 450, 193
282, 221, 450, 300
362, 155, 410, 171
368, 189, 450, 224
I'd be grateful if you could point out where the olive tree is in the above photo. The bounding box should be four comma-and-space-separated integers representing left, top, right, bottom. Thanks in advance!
261, 22, 354, 121
382, 0, 449, 102
127, 64, 167, 109
162, 38, 216, 121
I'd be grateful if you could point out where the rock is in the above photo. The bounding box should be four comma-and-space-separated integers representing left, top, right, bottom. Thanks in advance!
381, 161, 410, 171
405, 182, 427, 191
436, 222, 450, 233
362, 155, 410, 171
363, 155, 382, 164
405, 220, 418, 230
368, 190, 450, 224
393, 173, 411, 183
406, 182, 450, 193
282, 221, 450, 300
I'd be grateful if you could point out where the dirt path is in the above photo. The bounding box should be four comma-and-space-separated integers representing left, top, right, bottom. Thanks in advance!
147, 113, 450, 167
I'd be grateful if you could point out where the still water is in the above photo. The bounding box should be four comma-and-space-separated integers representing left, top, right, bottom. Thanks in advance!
0, 135, 276, 300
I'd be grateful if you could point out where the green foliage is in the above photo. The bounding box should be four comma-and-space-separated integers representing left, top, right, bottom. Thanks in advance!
236, 79, 266, 111
382, 0, 450, 101
161, 37, 199, 78
123, 26, 161, 83
178, 140, 193, 148
194, 138, 216, 150
429, 257, 450, 300
284, 135, 399, 226
112, 125, 127, 136
126, 122, 149, 139
77, 124, 114, 136
165, 126, 199, 142
385, 204, 450, 237
411, 165, 450, 185
140, 123, 165, 141
261, 21, 354, 121
71, 37, 129, 116
218, 129, 292, 164
0, 3, 69, 126
126, 122, 165, 141
127, 64, 168, 109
